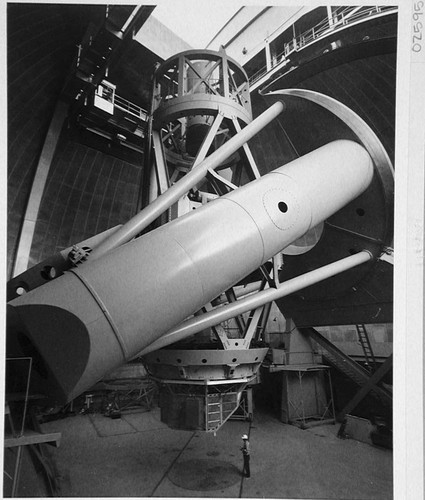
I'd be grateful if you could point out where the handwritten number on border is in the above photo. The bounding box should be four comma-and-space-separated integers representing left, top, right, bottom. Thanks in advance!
413, 1, 424, 52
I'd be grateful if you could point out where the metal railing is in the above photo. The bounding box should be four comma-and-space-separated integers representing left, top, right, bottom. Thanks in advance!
113, 94, 148, 121
153, 51, 252, 119
248, 5, 397, 86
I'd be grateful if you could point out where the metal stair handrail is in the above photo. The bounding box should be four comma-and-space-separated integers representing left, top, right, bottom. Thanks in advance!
302, 327, 391, 403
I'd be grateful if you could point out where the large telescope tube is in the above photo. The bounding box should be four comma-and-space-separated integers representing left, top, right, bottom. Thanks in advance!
7, 140, 373, 404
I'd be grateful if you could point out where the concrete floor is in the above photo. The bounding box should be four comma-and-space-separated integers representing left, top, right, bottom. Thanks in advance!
34, 406, 393, 499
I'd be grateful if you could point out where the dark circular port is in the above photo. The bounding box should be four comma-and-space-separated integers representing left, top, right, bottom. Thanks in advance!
202, 359, 207, 364
278, 202, 288, 213
356, 208, 365, 216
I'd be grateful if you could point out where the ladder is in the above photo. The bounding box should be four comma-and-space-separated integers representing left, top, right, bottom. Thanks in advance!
356, 324, 376, 371
206, 393, 239, 432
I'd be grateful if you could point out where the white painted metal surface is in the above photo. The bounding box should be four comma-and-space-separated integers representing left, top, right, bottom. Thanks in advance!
8, 139, 373, 403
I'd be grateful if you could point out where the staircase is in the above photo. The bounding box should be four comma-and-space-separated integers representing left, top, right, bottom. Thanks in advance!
302, 327, 391, 404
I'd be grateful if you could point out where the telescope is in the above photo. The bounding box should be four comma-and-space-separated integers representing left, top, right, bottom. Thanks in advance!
7, 49, 393, 432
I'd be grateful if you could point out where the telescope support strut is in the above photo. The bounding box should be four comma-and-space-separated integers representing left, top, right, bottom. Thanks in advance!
89, 101, 285, 260
139, 250, 373, 356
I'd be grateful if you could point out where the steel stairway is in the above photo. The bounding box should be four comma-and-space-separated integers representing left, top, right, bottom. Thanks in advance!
301, 327, 392, 404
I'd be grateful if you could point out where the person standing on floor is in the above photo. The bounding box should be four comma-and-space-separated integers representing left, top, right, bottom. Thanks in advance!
241, 434, 250, 477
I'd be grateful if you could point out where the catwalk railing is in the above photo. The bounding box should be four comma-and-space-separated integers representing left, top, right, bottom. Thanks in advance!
248, 5, 398, 87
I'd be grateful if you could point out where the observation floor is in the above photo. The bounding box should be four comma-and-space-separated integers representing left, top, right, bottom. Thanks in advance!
16, 405, 392, 498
